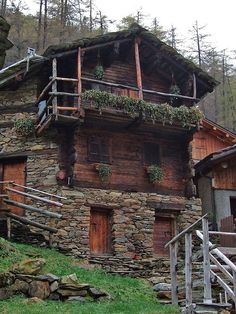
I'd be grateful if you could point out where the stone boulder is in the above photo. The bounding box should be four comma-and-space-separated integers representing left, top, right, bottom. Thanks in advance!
11, 258, 46, 275
28, 280, 50, 299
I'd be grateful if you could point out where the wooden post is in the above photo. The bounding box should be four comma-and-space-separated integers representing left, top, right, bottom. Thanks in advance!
134, 37, 143, 100
7, 217, 11, 239
52, 58, 58, 117
202, 218, 212, 304
185, 232, 193, 313
233, 271, 236, 309
193, 73, 196, 99
77, 47, 84, 118
49, 232, 53, 248
170, 242, 178, 304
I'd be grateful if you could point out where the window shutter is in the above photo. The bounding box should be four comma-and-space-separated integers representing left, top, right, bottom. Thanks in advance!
88, 137, 100, 161
88, 136, 110, 163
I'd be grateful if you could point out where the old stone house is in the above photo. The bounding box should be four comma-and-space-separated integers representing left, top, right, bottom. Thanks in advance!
0, 24, 217, 275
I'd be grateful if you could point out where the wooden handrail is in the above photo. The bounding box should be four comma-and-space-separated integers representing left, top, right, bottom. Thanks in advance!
36, 78, 55, 105
165, 214, 207, 247
49, 76, 78, 82
11, 182, 67, 200
196, 230, 236, 273
6, 187, 63, 207
6, 212, 58, 233
81, 77, 199, 101
4, 199, 62, 219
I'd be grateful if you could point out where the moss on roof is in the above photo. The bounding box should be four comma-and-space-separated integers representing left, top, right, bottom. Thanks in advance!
43, 23, 217, 91
0, 23, 217, 94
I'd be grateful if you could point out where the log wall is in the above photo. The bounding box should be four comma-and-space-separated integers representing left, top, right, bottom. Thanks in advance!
213, 158, 236, 190
192, 129, 229, 162
74, 127, 188, 195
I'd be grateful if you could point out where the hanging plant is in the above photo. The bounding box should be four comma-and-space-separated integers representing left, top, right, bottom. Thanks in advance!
82, 90, 203, 128
95, 163, 111, 182
146, 165, 163, 184
14, 118, 35, 136
94, 65, 104, 80
169, 84, 181, 95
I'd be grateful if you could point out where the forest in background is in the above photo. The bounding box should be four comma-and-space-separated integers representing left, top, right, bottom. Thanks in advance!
1, 0, 236, 132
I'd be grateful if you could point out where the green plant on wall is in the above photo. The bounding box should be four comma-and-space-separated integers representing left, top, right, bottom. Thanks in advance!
94, 65, 104, 80
82, 90, 203, 128
95, 163, 112, 182
146, 165, 163, 183
14, 118, 35, 136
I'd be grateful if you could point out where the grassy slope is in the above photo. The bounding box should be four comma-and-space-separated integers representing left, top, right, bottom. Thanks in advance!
0, 241, 179, 314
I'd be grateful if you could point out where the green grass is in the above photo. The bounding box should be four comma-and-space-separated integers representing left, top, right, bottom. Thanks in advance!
0, 240, 179, 314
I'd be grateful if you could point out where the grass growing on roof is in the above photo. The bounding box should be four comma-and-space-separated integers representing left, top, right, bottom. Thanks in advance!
0, 239, 179, 314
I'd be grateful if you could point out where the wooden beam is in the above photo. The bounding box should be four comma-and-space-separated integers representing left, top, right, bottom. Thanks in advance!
202, 218, 212, 304
49, 92, 80, 97
5, 187, 63, 207
49, 76, 78, 82
57, 106, 78, 111
209, 252, 233, 283
185, 232, 193, 313
165, 214, 207, 247
81, 38, 131, 52
52, 58, 58, 116
170, 242, 178, 305
35, 79, 55, 105
134, 37, 143, 99
4, 199, 62, 219
11, 182, 67, 200
77, 47, 84, 117
6, 212, 58, 233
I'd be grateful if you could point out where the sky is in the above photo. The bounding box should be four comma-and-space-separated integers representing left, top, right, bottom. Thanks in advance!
26, 0, 236, 53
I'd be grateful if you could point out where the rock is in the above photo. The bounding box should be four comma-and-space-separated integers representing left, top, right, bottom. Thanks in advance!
156, 291, 172, 299
11, 279, 29, 294
0, 272, 15, 288
0, 287, 15, 300
153, 283, 171, 292
23, 297, 44, 304
66, 296, 86, 302
148, 276, 167, 285
57, 288, 88, 297
15, 274, 36, 283
11, 258, 46, 275
60, 273, 78, 285
38, 273, 59, 283
28, 280, 50, 299
88, 287, 107, 298
50, 281, 59, 292
48, 292, 60, 301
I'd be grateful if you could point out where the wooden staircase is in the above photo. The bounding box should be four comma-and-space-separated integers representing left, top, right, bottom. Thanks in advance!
0, 181, 66, 247
166, 215, 236, 313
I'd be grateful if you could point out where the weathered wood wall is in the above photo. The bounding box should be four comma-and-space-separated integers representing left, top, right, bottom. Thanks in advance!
192, 129, 228, 162
74, 127, 188, 195
213, 158, 236, 190
82, 59, 171, 104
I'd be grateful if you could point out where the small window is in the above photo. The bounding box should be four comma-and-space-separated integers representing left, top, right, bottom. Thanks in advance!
144, 142, 160, 165
88, 136, 111, 163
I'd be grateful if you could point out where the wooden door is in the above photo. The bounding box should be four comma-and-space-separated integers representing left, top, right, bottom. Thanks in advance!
89, 208, 112, 255
1, 159, 26, 216
153, 216, 173, 256
220, 215, 235, 247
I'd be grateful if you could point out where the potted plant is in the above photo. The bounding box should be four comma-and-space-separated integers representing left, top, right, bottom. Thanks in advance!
94, 65, 104, 80
146, 164, 163, 184
95, 163, 111, 182
14, 117, 35, 137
